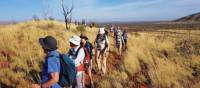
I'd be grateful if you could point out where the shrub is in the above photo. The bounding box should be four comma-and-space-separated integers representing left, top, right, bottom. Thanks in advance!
98, 79, 112, 88
76, 25, 86, 32
175, 39, 200, 57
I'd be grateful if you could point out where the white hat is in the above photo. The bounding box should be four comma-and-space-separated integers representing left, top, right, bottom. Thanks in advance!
69, 35, 81, 45
99, 27, 105, 34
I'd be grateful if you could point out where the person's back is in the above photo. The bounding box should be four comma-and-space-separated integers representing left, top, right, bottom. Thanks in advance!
95, 33, 109, 51
122, 31, 128, 40
37, 36, 62, 88
115, 29, 123, 46
114, 29, 124, 56
67, 35, 85, 88
42, 50, 61, 88
105, 29, 109, 36
122, 30, 128, 50
85, 41, 93, 58
95, 28, 109, 74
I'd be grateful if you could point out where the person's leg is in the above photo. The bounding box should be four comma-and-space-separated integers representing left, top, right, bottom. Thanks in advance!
119, 43, 122, 56
76, 72, 84, 88
95, 50, 101, 72
90, 59, 93, 71
124, 39, 127, 49
88, 66, 94, 87
101, 52, 107, 74
117, 46, 120, 56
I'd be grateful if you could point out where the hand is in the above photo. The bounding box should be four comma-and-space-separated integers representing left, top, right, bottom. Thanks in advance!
32, 84, 41, 88
42, 84, 49, 88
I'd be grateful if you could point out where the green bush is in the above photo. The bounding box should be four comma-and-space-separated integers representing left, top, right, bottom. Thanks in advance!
76, 25, 86, 32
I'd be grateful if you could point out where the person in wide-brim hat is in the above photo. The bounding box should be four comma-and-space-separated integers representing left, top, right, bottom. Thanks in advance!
39, 36, 58, 51
69, 35, 81, 46
36, 36, 61, 88
80, 33, 88, 40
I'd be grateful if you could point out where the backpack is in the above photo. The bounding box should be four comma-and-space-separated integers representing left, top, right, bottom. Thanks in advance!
96, 34, 108, 49
75, 47, 91, 70
58, 54, 77, 87
115, 30, 123, 42
86, 41, 93, 59
122, 31, 128, 39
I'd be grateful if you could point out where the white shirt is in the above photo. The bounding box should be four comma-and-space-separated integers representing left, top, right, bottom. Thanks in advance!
68, 46, 85, 67
67, 46, 85, 75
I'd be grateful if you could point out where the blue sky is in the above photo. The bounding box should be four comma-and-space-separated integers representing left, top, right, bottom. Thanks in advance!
0, 0, 200, 22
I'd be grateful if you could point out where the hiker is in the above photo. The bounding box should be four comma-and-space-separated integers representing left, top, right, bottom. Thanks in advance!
114, 27, 124, 56
32, 36, 61, 88
67, 35, 85, 88
94, 27, 109, 74
122, 30, 128, 50
109, 25, 114, 33
103, 27, 109, 37
80, 33, 94, 87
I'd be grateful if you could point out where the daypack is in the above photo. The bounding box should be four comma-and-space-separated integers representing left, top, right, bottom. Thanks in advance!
58, 54, 77, 87
95, 34, 108, 49
86, 41, 93, 59
75, 47, 91, 71
122, 31, 128, 39
115, 30, 123, 42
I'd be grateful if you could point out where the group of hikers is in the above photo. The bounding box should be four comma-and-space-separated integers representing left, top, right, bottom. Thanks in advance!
32, 26, 128, 88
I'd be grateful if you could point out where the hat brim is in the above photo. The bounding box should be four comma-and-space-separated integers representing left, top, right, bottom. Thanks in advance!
69, 38, 80, 46
80, 36, 88, 40
99, 31, 105, 34
39, 38, 57, 50
39, 38, 50, 50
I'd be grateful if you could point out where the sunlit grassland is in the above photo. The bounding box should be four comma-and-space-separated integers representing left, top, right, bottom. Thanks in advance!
0, 20, 200, 88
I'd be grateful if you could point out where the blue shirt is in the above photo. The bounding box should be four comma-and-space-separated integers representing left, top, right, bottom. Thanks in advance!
41, 50, 62, 88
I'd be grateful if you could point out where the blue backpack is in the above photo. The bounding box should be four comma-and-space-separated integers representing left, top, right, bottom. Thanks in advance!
58, 54, 77, 87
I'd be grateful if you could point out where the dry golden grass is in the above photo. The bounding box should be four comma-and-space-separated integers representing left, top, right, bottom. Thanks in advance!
0, 20, 200, 88
0, 20, 98, 87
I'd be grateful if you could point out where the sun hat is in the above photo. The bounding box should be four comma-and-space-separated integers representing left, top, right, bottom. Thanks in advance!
39, 36, 57, 51
99, 27, 105, 34
80, 33, 88, 40
69, 35, 81, 46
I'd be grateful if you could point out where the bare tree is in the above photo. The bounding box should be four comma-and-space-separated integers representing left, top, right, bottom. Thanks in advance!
61, 0, 74, 30
42, 5, 49, 20
42, 0, 50, 20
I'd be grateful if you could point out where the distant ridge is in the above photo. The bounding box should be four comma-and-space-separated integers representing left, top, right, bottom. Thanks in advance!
175, 12, 200, 22
0, 21, 16, 25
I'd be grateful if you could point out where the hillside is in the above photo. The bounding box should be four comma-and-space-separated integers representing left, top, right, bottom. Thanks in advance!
0, 20, 200, 88
175, 12, 200, 22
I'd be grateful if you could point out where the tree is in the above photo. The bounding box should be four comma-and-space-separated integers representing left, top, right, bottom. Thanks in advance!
48, 16, 55, 21
42, 0, 50, 20
60, 0, 74, 30
32, 15, 40, 21
82, 19, 86, 25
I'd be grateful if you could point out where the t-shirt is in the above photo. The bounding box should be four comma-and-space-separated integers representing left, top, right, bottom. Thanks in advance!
67, 46, 85, 76
41, 50, 62, 88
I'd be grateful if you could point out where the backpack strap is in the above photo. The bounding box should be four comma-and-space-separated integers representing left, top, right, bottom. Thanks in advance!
104, 34, 108, 47
75, 46, 82, 58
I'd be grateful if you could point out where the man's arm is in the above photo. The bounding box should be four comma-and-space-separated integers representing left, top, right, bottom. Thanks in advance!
42, 72, 59, 88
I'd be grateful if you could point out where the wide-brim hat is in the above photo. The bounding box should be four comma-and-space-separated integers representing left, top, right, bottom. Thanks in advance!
39, 36, 57, 51
69, 35, 81, 46
80, 33, 88, 40
99, 27, 105, 34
